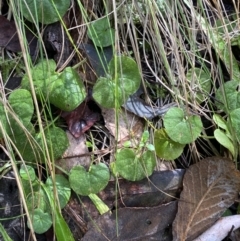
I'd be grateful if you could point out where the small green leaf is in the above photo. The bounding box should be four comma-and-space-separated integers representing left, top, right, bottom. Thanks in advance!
154, 128, 185, 160
21, 0, 70, 24
163, 107, 203, 144
92, 77, 121, 108
28, 208, 52, 234
21, 59, 56, 95
115, 149, 156, 181
109, 56, 141, 97
229, 108, 240, 140
8, 89, 34, 125
186, 67, 211, 103
215, 80, 240, 113
20, 165, 36, 181
92, 56, 141, 108
26, 189, 48, 213
141, 130, 150, 143
35, 126, 69, 162
213, 114, 228, 130
49, 67, 86, 111
146, 143, 155, 151
45, 175, 71, 209
0, 89, 34, 138
214, 129, 235, 156
69, 163, 110, 196
87, 17, 115, 47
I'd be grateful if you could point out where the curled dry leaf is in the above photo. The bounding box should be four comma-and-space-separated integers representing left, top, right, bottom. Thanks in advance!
172, 157, 240, 241
61, 101, 100, 138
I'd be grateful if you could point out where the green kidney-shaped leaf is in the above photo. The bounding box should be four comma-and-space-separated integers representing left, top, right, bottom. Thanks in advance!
163, 107, 203, 144
115, 149, 156, 181
45, 175, 71, 209
8, 89, 34, 124
0, 89, 34, 138
109, 56, 141, 97
28, 208, 52, 234
186, 67, 211, 103
87, 17, 115, 47
69, 163, 110, 196
20, 164, 36, 181
214, 129, 235, 157
92, 76, 123, 108
49, 67, 86, 111
21, 59, 56, 95
92, 56, 141, 108
21, 0, 70, 24
154, 128, 185, 160
35, 126, 69, 162
215, 80, 240, 113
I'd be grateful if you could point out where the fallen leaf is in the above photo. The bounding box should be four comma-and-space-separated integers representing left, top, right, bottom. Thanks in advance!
83, 201, 177, 241
56, 132, 91, 173
0, 16, 37, 55
172, 157, 240, 241
102, 107, 144, 147
99, 169, 185, 208
0, 16, 20, 52
61, 100, 100, 138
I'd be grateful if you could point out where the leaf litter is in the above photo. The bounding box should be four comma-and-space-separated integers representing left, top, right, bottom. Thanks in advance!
172, 157, 240, 241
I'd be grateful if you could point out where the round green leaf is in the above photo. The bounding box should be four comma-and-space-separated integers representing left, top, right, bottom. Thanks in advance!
215, 80, 240, 113
20, 165, 36, 181
8, 89, 34, 124
35, 126, 69, 162
87, 17, 115, 47
45, 175, 71, 209
69, 163, 110, 196
214, 129, 235, 157
92, 56, 141, 108
26, 189, 48, 213
109, 56, 141, 97
0, 89, 34, 138
92, 76, 123, 108
49, 67, 86, 111
163, 107, 203, 144
21, 59, 56, 95
21, 0, 70, 24
115, 149, 156, 181
28, 208, 52, 234
154, 129, 185, 160
186, 68, 211, 103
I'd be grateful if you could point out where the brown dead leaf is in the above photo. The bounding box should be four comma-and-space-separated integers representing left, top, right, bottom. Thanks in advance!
0, 16, 20, 52
102, 108, 144, 147
0, 16, 37, 55
83, 201, 177, 241
61, 101, 100, 138
56, 132, 91, 173
99, 169, 185, 208
172, 157, 240, 241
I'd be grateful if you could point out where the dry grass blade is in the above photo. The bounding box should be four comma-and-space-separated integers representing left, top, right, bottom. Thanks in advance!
172, 157, 240, 241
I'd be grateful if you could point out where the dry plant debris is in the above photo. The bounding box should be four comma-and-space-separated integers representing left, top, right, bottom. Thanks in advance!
172, 157, 240, 241
102, 107, 144, 147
